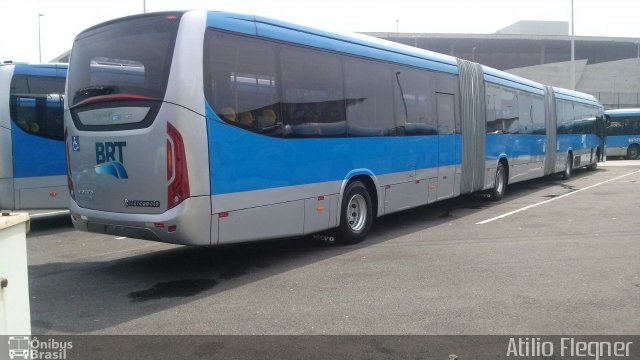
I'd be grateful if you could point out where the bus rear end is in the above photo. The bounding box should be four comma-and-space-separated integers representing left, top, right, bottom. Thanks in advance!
66, 12, 211, 245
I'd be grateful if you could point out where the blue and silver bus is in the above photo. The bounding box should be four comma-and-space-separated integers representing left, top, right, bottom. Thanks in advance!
605, 108, 640, 159
0, 63, 68, 210
65, 11, 604, 246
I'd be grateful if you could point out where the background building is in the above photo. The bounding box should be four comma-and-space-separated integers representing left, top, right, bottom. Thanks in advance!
365, 21, 640, 109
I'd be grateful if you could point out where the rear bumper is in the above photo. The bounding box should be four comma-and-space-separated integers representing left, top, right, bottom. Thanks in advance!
70, 196, 211, 246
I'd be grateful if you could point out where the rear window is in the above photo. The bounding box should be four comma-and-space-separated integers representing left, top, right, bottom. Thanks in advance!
67, 12, 183, 106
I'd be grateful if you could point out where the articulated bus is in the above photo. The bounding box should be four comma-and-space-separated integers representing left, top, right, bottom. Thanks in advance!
0, 63, 68, 210
605, 108, 640, 159
65, 11, 605, 246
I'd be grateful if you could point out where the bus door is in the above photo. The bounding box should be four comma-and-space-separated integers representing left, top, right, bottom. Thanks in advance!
436, 92, 456, 200
596, 114, 607, 161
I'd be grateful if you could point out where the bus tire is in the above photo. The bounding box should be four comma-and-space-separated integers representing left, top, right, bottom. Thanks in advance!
337, 181, 373, 245
562, 153, 573, 179
627, 144, 639, 160
488, 162, 507, 202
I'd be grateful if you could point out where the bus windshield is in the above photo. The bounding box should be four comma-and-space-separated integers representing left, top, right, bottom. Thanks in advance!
67, 12, 183, 107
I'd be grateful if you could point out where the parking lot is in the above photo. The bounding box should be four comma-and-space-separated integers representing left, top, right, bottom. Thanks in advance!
26, 161, 640, 335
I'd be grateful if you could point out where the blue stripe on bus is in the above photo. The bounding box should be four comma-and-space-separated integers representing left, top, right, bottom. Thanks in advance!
607, 135, 640, 148
204, 103, 568, 194
11, 123, 66, 178
206, 12, 459, 75
557, 134, 601, 153
205, 103, 458, 195
486, 134, 546, 160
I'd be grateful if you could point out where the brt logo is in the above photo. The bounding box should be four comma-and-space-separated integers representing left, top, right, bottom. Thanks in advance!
95, 141, 129, 179
96, 141, 126, 164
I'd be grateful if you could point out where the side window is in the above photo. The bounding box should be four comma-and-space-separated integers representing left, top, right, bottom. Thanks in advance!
344, 58, 395, 136
9, 75, 65, 140
393, 67, 436, 135
557, 100, 573, 134
625, 116, 640, 135
485, 84, 501, 133
501, 88, 519, 134
436, 93, 455, 135
531, 95, 545, 135
486, 84, 519, 134
280, 46, 346, 137
204, 31, 282, 137
518, 92, 532, 134
581, 105, 597, 135
607, 118, 624, 136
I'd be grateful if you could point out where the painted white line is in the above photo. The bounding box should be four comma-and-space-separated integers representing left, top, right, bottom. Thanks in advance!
476, 169, 640, 225
115, 237, 127, 240
30, 210, 70, 218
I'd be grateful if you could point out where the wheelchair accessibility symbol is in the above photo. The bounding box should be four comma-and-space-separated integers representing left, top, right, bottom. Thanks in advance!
72, 136, 80, 152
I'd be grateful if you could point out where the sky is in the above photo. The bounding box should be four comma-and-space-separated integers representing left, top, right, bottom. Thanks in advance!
1, 0, 639, 63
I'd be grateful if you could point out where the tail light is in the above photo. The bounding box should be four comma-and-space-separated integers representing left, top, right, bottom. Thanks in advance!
64, 128, 75, 200
167, 123, 189, 209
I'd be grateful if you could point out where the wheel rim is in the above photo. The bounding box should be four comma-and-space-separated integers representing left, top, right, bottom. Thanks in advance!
496, 168, 505, 194
346, 194, 367, 232
630, 147, 639, 159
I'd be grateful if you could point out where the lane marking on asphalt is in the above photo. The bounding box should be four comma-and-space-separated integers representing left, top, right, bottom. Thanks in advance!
30, 210, 70, 218
115, 237, 127, 240
476, 169, 640, 225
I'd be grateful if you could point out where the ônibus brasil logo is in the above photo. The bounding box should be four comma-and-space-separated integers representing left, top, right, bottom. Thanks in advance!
94, 141, 128, 179
8, 336, 73, 359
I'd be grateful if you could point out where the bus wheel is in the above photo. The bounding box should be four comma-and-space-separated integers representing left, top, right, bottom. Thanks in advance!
488, 162, 507, 201
562, 153, 573, 179
337, 181, 373, 245
627, 144, 639, 160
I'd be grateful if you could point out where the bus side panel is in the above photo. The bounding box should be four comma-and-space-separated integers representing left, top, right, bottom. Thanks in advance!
0, 66, 15, 210
607, 135, 638, 156
218, 200, 305, 244
206, 109, 441, 197
11, 114, 66, 179
557, 134, 596, 167
486, 134, 548, 184
0, 127, 14, 210
13, 176, 68, 209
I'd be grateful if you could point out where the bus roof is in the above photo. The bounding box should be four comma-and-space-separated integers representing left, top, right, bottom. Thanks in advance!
605, 108, 640, 116
205, 11, 459, 75
3, 63, 68, 77
553, 86, 601, 107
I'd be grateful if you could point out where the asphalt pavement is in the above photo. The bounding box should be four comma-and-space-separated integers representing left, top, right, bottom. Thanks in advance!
25, 161, 640, 335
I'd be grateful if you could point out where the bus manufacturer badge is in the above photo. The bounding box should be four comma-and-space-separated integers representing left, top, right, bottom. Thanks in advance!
123, 199, 160, 208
